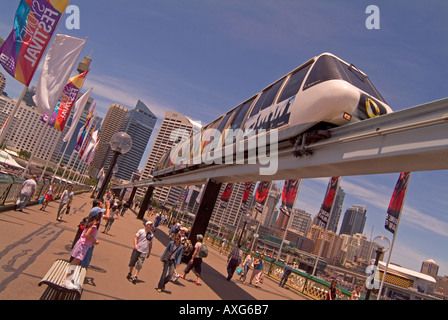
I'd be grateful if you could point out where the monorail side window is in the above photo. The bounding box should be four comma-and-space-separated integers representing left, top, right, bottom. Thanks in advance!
249, 78, 286, 117
277, 63, 312, 102
228, 97, 255, 131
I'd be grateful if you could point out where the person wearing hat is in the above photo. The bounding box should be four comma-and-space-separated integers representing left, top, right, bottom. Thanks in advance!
180, 234, 204, 286
127, 221, 154, 284
102, 202, 119, 234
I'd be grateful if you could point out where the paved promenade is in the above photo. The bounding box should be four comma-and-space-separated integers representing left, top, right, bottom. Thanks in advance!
0, 192, 309, 301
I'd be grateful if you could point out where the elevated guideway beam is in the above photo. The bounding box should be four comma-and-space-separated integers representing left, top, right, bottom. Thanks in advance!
121, 97, 448, 189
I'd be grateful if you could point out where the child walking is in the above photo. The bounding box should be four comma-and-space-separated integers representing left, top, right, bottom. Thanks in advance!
66, 213, 101, 289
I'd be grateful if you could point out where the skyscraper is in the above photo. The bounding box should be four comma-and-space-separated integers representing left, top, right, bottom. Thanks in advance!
339, 205, 367, 236
139, 111, 201, 206
115, 100, 157, 180
92, 103, 128, 172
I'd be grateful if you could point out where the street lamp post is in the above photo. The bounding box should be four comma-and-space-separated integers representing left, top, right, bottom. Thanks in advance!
96, 132, 132, 200
237, 213, 252, 247
365, 235, 390, 300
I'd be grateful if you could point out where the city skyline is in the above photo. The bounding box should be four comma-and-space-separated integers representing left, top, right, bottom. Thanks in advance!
0, 1, 447, 276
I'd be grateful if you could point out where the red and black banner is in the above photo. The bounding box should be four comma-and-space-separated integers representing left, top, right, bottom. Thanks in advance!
385, 172, 411, 234
220, 183, 234, 208
316, 177, 341, 227
277, 179, 301, 229
254, 181, 271, 213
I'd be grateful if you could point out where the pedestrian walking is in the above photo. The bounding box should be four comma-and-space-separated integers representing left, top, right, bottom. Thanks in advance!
40, 181, 56, 211
14, 175, 37, 212
239, 251, 254, 283
249, 253, 264, 288
154, 212, 162, 232
56, 185, 74, 221
279, 261, 293, 287
80, 200, 110, 269
157, 233, 184, 292
351, 285, 361, 300
220, 237, 227, 254
65, 212, 101, 289
180, 234, 205, 286
102, 202, 119, 234
326, 279, 342, 300
226, 244, 243, 281
127, 221, 154, 284
120, 201, 129, 217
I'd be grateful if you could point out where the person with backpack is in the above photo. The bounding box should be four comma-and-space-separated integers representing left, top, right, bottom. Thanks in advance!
180, 234, 207, 286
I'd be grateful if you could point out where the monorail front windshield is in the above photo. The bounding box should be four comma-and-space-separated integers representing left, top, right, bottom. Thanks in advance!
303, 55, 386, 103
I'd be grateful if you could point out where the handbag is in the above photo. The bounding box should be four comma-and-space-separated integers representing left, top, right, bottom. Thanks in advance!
39, 195, 45, 204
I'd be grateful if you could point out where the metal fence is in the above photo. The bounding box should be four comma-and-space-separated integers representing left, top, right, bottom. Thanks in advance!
0, 175, 91, 208
204, 232, 354, 300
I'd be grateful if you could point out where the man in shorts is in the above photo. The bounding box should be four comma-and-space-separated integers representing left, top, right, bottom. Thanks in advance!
127, 221, 154, 284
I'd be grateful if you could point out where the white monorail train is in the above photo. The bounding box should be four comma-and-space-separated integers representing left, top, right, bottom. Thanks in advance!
152, 52, 393, 177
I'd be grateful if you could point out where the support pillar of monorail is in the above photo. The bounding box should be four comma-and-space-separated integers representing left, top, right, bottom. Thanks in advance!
127, 187, 138, 207
189, 179, 222, 245
137, 186, 154, 220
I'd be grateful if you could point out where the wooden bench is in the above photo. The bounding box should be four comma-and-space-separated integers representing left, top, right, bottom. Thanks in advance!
38, 259, 87, 300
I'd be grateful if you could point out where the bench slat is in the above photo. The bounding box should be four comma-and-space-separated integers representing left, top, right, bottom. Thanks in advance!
38, 259, 87, 300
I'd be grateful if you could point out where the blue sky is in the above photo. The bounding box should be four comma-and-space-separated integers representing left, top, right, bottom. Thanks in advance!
1, 1, 447, 276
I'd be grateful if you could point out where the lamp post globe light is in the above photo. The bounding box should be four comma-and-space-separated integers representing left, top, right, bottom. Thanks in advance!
365, 235, 390, 300
96, 132, 132, 200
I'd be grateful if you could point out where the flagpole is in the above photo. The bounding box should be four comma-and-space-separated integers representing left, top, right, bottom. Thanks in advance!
377, 173, 411, 300
312, 177, 341, 277
277, 179, 302, 261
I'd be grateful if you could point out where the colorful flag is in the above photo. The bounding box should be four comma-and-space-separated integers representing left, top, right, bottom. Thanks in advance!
254, 181, 271, 213
385, 172, 411, 234
33, 34, 86, 116
277, 179, 302, 229
63, 89, 93, 143
75, 104, 94, 151
316, 177, 341, 227
48, 70, 88, 131
220, 183, 233, 208
0, 0, 70, 86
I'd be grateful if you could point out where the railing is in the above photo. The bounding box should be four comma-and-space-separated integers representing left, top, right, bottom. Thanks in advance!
204, 232, 354, 300
0, 175, 91, 208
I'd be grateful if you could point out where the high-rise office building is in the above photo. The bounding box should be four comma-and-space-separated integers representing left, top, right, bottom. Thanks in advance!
92, 103, 128, 172
210, 182, 256, 231
115, 100, 157, 181
339, 205, 367, 236
139, 111, 201, 206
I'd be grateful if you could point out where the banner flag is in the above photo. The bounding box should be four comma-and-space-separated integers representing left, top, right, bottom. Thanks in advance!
254, 181, 271, 213
0, 0, 71, 86
276, 179, 302, 229
240, 182, 253, 211
78, 124, 96, 159
316, 177, 341, 227
75, 104, 94, 151
33, 34, 86, 116
81, 130, 98, 162
385, 172, 411, 234
220, 183, 233, 209
47, 70, 88, 131
63, 89, 93, 143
